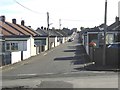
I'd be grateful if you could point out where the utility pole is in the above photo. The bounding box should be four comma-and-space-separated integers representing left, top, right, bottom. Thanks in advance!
59, 19, 61, 30
103, 0, 107, 66
47, 12, 50, 50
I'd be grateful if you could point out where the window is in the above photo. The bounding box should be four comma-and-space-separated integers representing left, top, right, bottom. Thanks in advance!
6, 43, 10, 50
114, 33, 120, 42
11, 43, 18, 50
57, 38, 60, 42
6, 43, 18, 51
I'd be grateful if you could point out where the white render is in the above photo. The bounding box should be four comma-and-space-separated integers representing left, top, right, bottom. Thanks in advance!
11, 51, 21, 64
5, 36, 37, 64
23, 36, 36, 60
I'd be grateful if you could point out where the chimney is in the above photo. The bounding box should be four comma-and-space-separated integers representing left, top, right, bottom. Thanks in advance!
44, 27, 46, 30
0, 16, 5, 22
28, 26, 31, 28
21, 20, 25, 26
12, 19, 16, 24
115, 16, 119, 22
41, 26, 43, 30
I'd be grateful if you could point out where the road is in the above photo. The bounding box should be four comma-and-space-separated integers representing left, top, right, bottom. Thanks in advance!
2, 33, 88, 77
1, 33, 118, 89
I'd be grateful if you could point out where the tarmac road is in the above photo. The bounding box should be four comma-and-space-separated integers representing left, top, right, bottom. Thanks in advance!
2, 33, 88, 77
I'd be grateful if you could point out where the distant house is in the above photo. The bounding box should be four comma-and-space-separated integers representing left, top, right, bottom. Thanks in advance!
55, 30, 69, 43
36, 27, 74, 50
49, 29, 63, 46
36, 28, 64, 49
35, 28, 48, 52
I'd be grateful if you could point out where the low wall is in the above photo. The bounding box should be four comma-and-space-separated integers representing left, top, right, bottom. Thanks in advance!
11, 51, 21, 64
23, 51, 30, 60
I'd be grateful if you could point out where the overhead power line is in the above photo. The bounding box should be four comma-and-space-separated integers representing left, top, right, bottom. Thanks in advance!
14, 0, 45, 14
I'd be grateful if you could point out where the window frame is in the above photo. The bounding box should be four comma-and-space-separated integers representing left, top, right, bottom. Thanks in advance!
6, 42, 19, 51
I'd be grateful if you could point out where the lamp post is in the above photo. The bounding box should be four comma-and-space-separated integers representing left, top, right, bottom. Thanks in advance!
103, 0, 107, 66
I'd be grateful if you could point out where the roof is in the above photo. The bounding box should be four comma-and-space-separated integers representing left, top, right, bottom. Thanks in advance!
36, 28, 48, 36
0, 20, 40, 37
107, 17, 120, 31
62, 28, 72, 35
55, 30, 68, 37
50, 29, 63, 37
36, 28, 64, 37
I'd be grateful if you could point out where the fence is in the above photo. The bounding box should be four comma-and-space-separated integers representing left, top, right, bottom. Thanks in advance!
2, 52, 11, 66
89, 47, 119, 67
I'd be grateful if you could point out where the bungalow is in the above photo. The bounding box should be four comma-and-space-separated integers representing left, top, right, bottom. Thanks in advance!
36, 27, 63, 49
82, 17, 120, 55
49, 29, 63, 46
0, 16, 40, 65
55, 30, 68, 43
36, 27, 55, 50
81, 17, 120, 66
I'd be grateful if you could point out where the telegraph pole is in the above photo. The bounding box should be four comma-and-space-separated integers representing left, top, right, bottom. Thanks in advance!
47, 12, 50, 50
103, 0, 107, 66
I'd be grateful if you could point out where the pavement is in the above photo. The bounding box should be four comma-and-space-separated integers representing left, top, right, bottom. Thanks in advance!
84, 64, 120, 72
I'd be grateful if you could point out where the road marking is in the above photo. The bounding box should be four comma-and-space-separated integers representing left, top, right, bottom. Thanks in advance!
17, 74, 37, 76
17, 73, 55, 76
44, 73, 54, 75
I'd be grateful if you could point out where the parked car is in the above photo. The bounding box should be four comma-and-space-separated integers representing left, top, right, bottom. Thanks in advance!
107, 42, 120, 49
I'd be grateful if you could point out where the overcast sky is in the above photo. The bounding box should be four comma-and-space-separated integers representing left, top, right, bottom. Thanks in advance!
0, 0, 119, 30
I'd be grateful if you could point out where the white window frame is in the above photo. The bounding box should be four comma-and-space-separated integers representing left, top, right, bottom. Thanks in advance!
6, 42, 19, 51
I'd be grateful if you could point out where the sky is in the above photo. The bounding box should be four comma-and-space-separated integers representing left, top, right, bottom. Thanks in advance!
0, 0, 120, 30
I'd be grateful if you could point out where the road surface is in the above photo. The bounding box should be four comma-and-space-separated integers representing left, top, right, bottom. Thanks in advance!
2, 33, 88, 77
